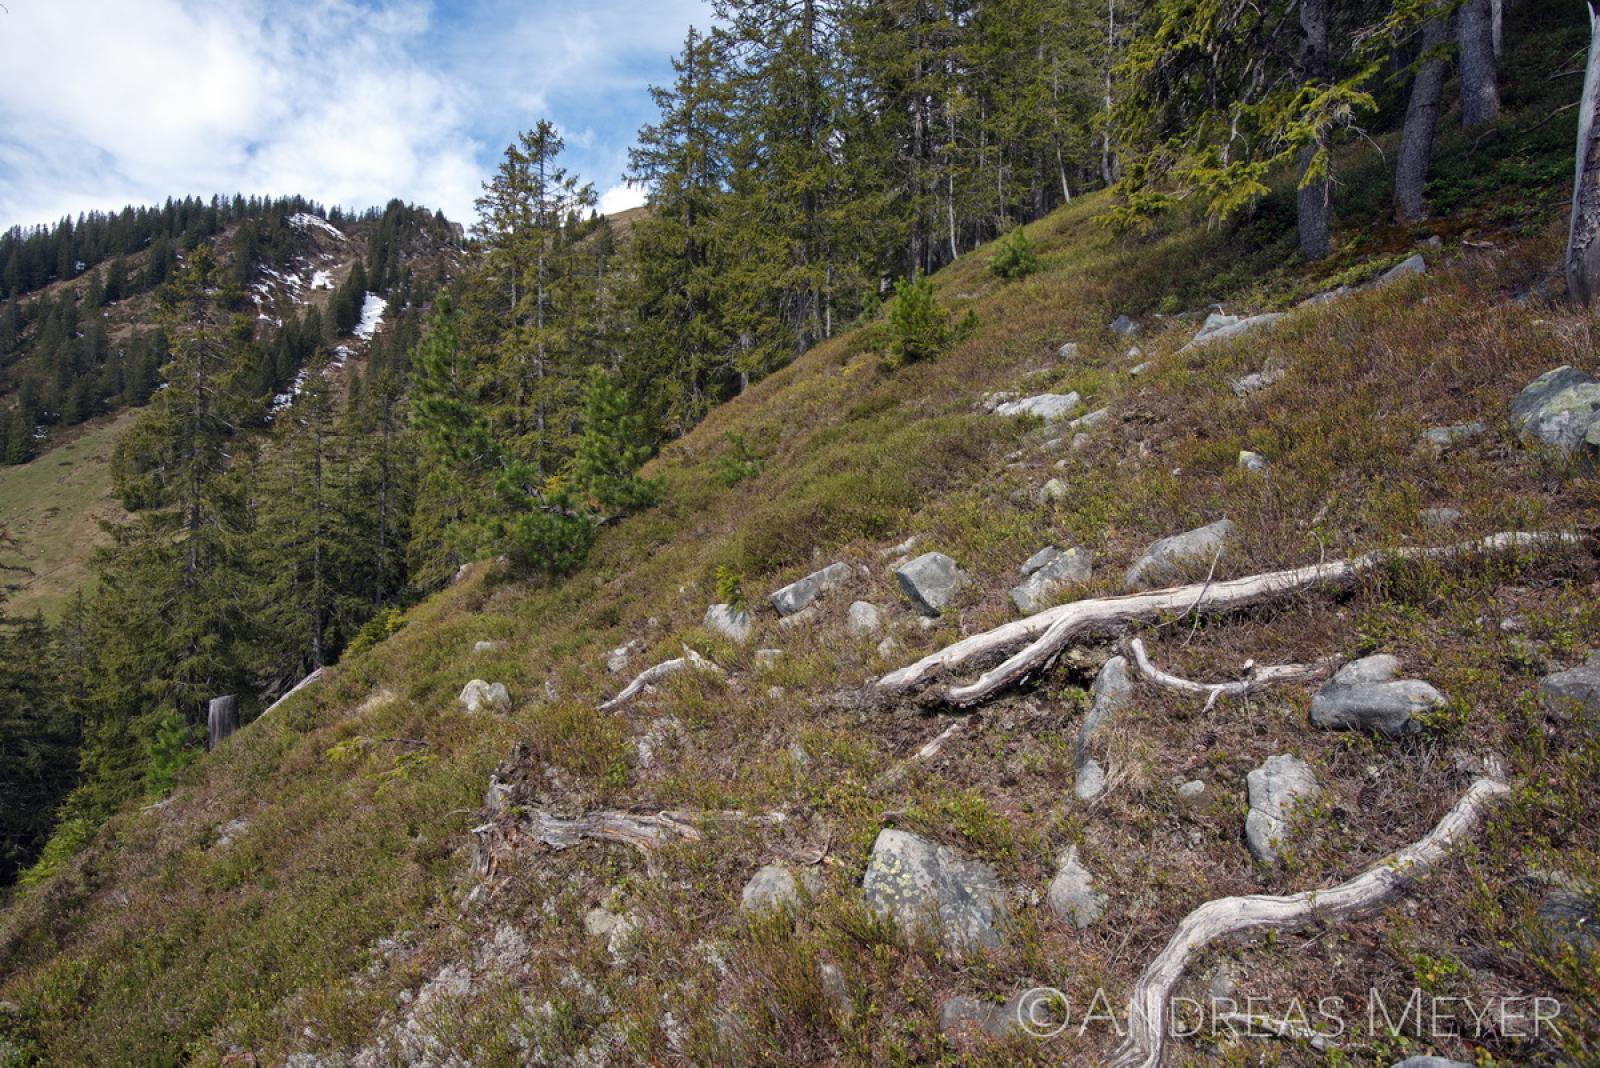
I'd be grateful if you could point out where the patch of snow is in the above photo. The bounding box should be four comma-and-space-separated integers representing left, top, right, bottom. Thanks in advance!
310, 270, 333, 289
354, 293, 387, 340
289, 213, 346, 241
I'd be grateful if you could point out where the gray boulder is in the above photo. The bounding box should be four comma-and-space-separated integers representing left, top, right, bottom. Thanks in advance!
459, 679, 510, 715
1420, 422, 1488, 454
1047, 848, 1105, 928
1238, 450, 1270, 473
862, 829, 1005, 954
846, 600, 883, 635
1075, 656, 1133, 801
1020, 545, 1061, 577
1391, 1059, 1473, 1068
1123, 518, 1236, 591
1309, 655, 1443, 737
1418, 507, 1461, 527
1128, 361, 1152, 377
770, 561, 852, 617
993, 392, 1081, 423
1037, 477, 1069, 504
1179, 311, 1285, 352
895, 552, 969, 616
1070, 407, 1110, 431
473, 639, 506, 654
1231, 367, 1285, 397
939, 993, 1031, 1042
1245, 754, 1319, 864
740, 864, 801, 913
1057, 341, 1081, 360
1533, 886, 1599, 960
1375, 253, 1426, 286
1539, 652, 1600, 721
704, 603, 753, 643
1110, 314, 1139, 336
606, 639, 643, 673
1010, 547, 1092, 614
1510, 366, 1600, 457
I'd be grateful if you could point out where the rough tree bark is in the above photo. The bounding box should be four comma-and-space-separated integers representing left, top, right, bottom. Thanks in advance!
1296, 0, 1332, 260
1566, 2, 1600, 305
1394, 11, 1455, 223
207, 695, 238, 750
1459, 0, 1502, 127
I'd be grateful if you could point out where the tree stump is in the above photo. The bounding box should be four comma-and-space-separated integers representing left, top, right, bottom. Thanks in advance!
207, 695, 238, 750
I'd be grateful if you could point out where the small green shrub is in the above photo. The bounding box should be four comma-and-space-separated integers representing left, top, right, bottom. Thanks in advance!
714, 432, 764, 488
878, 274, 974, 369
714, 564, 748, 612
144, 708, 199, 799
986, 226, 1040, 280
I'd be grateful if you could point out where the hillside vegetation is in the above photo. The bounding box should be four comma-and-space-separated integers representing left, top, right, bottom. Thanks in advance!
3, 145, 1598, 1063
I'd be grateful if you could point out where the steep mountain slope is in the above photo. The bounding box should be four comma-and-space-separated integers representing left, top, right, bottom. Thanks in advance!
2, 171, 1596, 1065
0, 205, 464, 619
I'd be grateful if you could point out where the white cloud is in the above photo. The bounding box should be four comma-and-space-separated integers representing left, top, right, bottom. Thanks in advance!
0, 0, 709, 232
597, 182, 646, 216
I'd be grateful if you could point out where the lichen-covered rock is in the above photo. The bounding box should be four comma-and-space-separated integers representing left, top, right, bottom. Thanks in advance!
473, 640, 506, 654
1309, 655, 1444, 737
862, 829, 1005, 954
1075, 656, 1132, 801
1037, 477, 1069, 504
1056, 341, 1081, 360
1510, 366, 1600, 457
1046, 848, 1105, 928
1420, 422, 1488, 454
993, 392, 1081, 422
458, 679, 510, 715
1019, 545, 1060, 577
1375, 253, 1426, 285
1179, 311, 1285, 352
769, 561, 852, 617
1123, 518, 1236, 591
894, 552, 969, 616
1245, 754, 1319, 864
1538, 652, 1600, 721
1231, 367, 1285, 396
1418, 507, 1461, 527
1238, 450, 1270, 473
704, 603, 753, 643
606, 639, 643, 674
846, 601, 882, 635
1110, 314, 1139, 336
939, 994, 1024, 1043
740, 864, 801, 913
1390, 1058, 1473, 1068
1532, 885, 1599, 960
1010, 547, 1092, 614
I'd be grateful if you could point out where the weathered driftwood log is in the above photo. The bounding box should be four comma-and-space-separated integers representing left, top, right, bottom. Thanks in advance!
599, 646, 723, 711
1126, 638, 1334, 712
1565, 1, 1600, 304
1109, 774, 1510, 1068
473, 806, 788, 874
878, 532, 1578, 708
207, 695, 238, 750
260, 668, 325, 717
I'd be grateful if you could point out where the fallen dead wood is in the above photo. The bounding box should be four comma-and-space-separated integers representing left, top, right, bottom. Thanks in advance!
874, 714, 976, 792
1126, 638, 1335, 711
473, 807, 787, 870
877, 532, 1578, 708
599, 646, 723, 711
1109, 773, 1510, 1068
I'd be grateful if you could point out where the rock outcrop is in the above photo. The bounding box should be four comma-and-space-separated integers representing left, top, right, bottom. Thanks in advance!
1539, 652, 1600, 721
1010, 546, 1092, 614
1047, 847, 1105, 928
769, 562, 852, 617
704, 603, 754, 643
1123, 518, 1235, 591
894, 552, 969, 616
1075, 655, 1133, 801
1309, 655, 1444, 736
1245, 754, 1319, 864
862, 829, 1005, 954
459, 680, 510, 715
1510, 366, 1600, 458
992, 392, 1081, 422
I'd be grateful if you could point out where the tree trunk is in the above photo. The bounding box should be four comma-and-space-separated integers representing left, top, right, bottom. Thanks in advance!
1459, 0, 1501, 127
1395, 13, 1454, 223
1567, 3, 1600, 305
1296, 0, 1332, 260
207, 695, 237, 750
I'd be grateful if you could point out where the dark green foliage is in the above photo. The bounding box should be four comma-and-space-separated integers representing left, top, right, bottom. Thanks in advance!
573, 369, 663, 515
714, 432, 764, 487
489, 465, 597, 575
879, 274, 970, 368
987, 226, 1040, 280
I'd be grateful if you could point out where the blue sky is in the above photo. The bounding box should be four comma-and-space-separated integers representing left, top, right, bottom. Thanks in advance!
0, 0, 710, 232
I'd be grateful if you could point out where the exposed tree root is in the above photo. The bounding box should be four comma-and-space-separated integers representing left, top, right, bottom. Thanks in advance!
473, 807, 787, 875
1109, 773, 1510, 1068
1126, 638, 1335, 711
877, 532, 1578, 708
599, 646, 723, 711
874, 714, 977, 792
